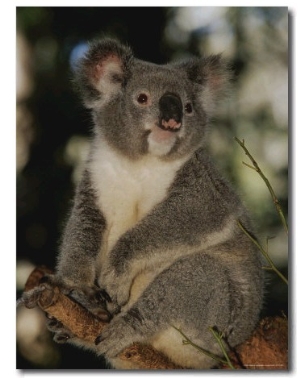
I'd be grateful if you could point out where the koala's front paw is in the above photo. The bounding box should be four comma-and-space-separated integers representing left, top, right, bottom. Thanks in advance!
68, 286, 113, 322
94, 314, 137, 358
42, 275, 113, 321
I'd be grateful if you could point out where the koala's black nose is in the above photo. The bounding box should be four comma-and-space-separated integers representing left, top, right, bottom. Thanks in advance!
159, 93, 183, 132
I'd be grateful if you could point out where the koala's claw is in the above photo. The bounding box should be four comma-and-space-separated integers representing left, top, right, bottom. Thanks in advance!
94, 334, 103, 345
53, 332, 72, 344
46, 317, 63, 332
46, 316, 74, 343
95, 289, 112, 303
47, 319, 60, 329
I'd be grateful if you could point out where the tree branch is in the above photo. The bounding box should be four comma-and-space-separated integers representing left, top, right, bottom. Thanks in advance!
19, 266, 288, 370
22, 266, 182, 369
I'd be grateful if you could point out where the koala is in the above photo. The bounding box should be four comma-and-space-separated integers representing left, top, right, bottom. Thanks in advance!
48, 38, 264, 369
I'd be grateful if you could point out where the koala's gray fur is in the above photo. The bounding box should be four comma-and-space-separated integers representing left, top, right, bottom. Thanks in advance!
51, 38, 264, 369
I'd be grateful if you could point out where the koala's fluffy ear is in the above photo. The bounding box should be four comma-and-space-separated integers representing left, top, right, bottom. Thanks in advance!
74, 39, 133, 108
178, 55, 232, 114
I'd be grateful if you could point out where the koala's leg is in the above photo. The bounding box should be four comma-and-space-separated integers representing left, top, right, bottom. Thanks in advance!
95, 252, 254, 369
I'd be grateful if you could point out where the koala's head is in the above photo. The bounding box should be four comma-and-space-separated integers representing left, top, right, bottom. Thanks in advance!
74, 39, 231, 160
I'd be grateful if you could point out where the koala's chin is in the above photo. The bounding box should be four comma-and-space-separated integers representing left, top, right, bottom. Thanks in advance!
147, 127, 177, 157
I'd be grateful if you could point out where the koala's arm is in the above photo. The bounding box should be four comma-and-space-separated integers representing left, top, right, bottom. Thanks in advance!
56, 169, 106, 288
100, 152, 247, 307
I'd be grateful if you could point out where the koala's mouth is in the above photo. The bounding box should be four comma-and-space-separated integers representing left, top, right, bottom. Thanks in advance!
151, 123, 179, 143
158, 118, 182, 132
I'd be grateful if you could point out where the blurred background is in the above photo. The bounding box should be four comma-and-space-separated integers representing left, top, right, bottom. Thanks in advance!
16, 6, 288, 369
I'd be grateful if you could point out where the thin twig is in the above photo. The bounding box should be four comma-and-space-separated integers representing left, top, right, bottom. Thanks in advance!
234, 137, 288, 234
209, 327, 235, 370
172, 326, 232, 368
237, 220, 288, 285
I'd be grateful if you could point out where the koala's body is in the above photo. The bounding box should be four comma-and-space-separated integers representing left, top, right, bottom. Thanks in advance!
52, 39, 263, 369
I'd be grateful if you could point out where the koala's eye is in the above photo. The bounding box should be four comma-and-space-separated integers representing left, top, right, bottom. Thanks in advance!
137, 93, 149, 105
185, 103, 193, 114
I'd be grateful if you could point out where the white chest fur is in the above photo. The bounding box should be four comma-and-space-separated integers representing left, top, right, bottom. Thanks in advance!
89, 139, 188, 263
